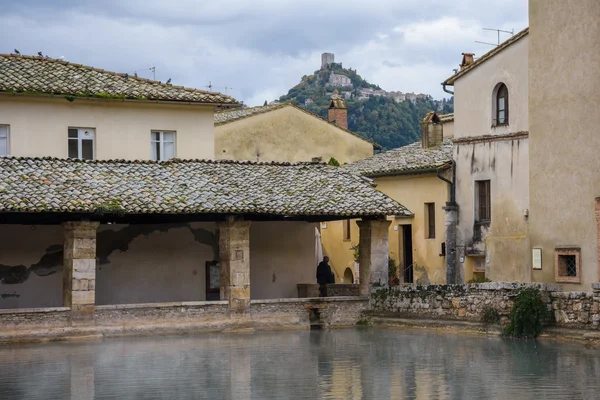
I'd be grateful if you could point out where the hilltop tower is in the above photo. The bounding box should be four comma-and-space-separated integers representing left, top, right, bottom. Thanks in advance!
321, 53, 335, 69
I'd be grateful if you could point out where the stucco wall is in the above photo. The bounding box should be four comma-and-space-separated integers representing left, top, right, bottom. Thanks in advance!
215, 106, 373, 163
454, 138, 530, 282
321, 173, 449, 285
452, 31, 530, 283
0, 225, 63, 309
377, 174, 448, 284
528, 0, 600, 289
454, 35, 529, 139
250, 221, 316, 299
0, 96, 215, 160
95, 223, 217, 305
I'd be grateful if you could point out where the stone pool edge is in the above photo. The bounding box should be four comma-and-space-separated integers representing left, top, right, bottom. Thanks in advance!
0, 297, 369, 344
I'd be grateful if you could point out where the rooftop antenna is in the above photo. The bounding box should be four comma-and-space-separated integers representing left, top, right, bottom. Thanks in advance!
133, 66, 156, 80
205, 81, 213, 91
475, 28, 514, 47
224, 86, 233, 95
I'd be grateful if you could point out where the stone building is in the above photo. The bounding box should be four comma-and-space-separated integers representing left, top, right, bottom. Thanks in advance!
321, 53, 335, 69
214, 100, 376, 164
442, 28, 530, 283
327, 113, 454, 285
327, 72, 352, 88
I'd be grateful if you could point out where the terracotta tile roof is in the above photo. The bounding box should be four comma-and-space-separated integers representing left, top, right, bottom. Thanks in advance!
443, 27, 529, 85
0, 157, 410, 218
342, 138, 453, 177
0, 54, 238, 106
214, 102, 381, 149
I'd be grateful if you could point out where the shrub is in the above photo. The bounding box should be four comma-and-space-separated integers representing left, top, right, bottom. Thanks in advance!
467, 275, 492, 284
327, 157, 340, 167
481, 305, 500, 324
388, 257, 399, 286
503, 288, 549, 338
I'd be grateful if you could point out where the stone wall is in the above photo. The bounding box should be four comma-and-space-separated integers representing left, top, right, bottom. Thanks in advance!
369, 282, 600, 330
0, 298, 368, 342
0, 307, 71, 329
297, 284, 359, 298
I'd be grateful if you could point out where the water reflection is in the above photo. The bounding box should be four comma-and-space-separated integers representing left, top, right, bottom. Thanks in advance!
0, 329, 599, 399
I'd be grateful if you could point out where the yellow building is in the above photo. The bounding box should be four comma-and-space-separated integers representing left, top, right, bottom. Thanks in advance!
214, 101, 378, 163
325, 114, 454, 284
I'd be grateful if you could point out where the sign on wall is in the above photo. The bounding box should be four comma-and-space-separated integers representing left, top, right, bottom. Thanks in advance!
532, 248, 542, 270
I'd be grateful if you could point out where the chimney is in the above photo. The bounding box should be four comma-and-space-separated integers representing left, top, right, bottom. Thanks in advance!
328, 94, 348, 130
420, 111, 443, 149
460, 53, 475, 70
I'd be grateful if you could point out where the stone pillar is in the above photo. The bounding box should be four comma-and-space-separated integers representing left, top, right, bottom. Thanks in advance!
443, 203, 459, 284
63, 221, 99, 324
357, 219, 391, 296
217, 218, 251, 313
595, 198, 600, 281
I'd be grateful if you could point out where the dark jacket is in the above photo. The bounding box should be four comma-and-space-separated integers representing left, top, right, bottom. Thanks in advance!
316, 261, 335, 285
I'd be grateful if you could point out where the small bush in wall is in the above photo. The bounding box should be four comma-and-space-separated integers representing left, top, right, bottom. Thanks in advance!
467, 275, 492, 284
503, 288, 549, 338
481, 305, 500, 324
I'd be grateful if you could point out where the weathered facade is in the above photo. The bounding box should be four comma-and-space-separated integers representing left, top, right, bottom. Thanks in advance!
214, 102, 376, 164
443, 29, 530, 283
528, 0, 600, 289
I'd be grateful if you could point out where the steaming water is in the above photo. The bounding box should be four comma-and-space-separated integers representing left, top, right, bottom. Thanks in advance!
0, 328, 599, 399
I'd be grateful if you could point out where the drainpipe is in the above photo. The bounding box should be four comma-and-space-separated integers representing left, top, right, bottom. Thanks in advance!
437, 161, 459, 284
442, 83, 454, 95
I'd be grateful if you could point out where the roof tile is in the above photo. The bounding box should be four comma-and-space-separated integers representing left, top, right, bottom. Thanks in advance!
0, 54, 238, 105
0, 157, 411, 218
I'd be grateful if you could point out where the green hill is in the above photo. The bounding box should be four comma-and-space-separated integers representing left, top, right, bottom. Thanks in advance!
278, 63, 453, 150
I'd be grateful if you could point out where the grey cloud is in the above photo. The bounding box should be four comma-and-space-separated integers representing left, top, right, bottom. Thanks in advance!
0, 0, 528, 104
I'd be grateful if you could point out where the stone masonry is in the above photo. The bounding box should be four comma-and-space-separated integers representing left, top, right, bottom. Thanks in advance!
217, 218, 251, 313
358, 219, 391, 296
370, 282, 600, 330
63, 221, 99, 324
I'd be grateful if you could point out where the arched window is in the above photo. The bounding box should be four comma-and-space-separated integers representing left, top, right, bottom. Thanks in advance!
496, 83, 509, 125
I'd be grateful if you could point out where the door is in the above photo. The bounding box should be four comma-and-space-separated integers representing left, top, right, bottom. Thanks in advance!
399, 225, 414, 283
205, 261, 220, 301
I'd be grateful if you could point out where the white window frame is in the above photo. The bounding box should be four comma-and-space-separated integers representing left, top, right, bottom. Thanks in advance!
151, 131, 176, 161
68, 127, 96, 160
0, 125, 9, 156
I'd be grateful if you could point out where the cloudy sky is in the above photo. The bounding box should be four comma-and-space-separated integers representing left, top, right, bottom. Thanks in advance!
0, 0, 527, 106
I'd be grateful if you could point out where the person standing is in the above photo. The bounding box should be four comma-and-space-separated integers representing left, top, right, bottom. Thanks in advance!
316, 256, 335, 297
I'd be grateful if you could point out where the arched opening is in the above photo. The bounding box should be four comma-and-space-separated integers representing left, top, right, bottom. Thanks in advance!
343, 267, 354, 284
492, 83, 509, 126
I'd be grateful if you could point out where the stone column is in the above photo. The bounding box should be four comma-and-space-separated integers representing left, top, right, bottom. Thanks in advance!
595, 198, 600, 281
63, 221, 99, 324
217, 218, 251, 313
443, 203, 459, 284
357, 219, 391, 296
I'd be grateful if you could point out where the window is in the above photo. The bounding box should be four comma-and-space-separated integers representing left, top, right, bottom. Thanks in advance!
68, 128, 95, 160
343, 219, 351, 241
554, 248, 581, 283
425, 203, 435, 239
495, 83, 509, 125
0, 125, 9, 156
151, 131, 175, 161
475, 180, 491, 222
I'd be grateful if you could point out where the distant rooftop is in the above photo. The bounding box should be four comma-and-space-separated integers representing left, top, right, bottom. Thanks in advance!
0, 53, 238, 106
342, 138, 453, 177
